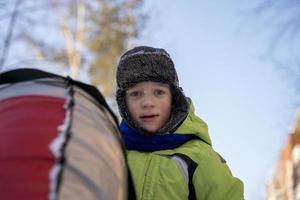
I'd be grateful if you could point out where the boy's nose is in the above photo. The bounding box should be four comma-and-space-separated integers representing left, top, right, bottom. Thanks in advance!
141, 96, 155, 109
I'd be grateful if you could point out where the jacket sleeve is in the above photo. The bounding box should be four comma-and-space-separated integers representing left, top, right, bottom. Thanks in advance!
193, 150, 244, 200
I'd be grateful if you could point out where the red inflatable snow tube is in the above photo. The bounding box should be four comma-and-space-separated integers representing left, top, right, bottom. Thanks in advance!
0, 96, 65, 199
0, 68, 132, 200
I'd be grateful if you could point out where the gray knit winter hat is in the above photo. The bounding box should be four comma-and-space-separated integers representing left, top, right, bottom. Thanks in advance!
116, 46, 188, 135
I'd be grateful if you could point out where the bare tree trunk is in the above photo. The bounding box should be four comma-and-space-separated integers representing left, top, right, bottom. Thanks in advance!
57, 0, 85, 79
0, 0, 22, 71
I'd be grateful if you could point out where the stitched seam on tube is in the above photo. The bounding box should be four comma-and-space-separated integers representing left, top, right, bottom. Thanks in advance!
49, 82, 75, 200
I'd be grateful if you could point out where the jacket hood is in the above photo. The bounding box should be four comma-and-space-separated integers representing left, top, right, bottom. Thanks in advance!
175, 99, 212, 146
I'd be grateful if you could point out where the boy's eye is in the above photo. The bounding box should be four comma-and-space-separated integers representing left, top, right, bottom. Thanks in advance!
154, 89, 166, 96
129, 91, 142, 97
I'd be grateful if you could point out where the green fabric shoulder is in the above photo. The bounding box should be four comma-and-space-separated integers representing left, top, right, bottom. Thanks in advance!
174, 99, 244, 200
175, 98, 212, 145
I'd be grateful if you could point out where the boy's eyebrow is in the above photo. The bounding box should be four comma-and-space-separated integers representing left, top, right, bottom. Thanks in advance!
155, 83, 170, 88
126, 87, 140, 93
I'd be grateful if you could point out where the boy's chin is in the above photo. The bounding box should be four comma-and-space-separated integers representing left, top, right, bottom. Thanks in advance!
142, 128, 157, 133
141, 126, 160, 134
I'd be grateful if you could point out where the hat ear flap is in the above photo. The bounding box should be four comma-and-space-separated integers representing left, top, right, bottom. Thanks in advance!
160, 85, 189, 133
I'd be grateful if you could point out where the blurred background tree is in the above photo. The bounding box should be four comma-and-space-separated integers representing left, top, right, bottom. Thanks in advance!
243, 0, 300, 94
0, 0, 147, 99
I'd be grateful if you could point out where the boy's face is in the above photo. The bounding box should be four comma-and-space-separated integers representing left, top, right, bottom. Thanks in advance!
126, 81, 172, 133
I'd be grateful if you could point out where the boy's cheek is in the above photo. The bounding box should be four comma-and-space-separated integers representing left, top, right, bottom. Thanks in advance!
160, 101, 172, 113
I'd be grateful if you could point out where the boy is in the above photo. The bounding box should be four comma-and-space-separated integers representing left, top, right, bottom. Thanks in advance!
116, 46, 244, 200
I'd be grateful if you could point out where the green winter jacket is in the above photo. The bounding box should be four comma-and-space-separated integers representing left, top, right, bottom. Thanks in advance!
127, 101, 244, 200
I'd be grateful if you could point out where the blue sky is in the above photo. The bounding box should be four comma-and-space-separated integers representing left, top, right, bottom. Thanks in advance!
138, 0, 299, 199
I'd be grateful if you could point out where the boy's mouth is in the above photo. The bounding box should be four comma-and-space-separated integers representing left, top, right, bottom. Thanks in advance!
140, 115, 158, 121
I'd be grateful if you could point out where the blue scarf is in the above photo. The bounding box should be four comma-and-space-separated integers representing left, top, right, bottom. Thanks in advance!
119, 121, 197, 152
